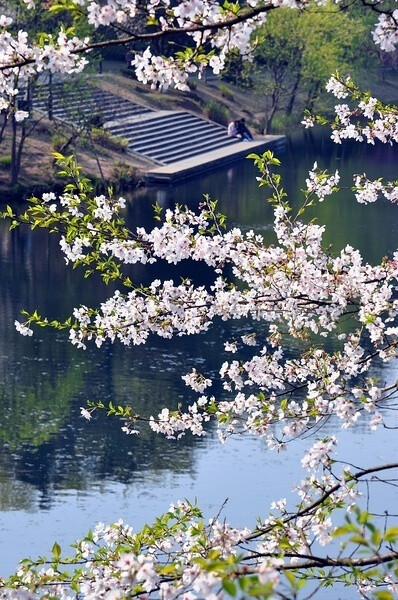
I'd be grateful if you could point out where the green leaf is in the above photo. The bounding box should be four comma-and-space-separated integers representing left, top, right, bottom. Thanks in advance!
373, 591, 394, 600
238, 576, 253, 591
384, 526, 398, 542
349, 534, 368, 546
52, 542, 61, 559
371, 529, 381, 545
248, 583, 273, 596
284, 570, 297, 587
222, 579, 237, 596
332, 524, 356, 537
280, 398, 288, 411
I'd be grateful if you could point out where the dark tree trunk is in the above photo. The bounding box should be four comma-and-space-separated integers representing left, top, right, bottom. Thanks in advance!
10, 115, 18, 186
286, 72, 301, 116
306, 81, 321, 112
11, 115, 27, 186
48, 72, 53, 120
265, 103, 278, 134
0, 112, 7, 144
265, 81, 283, 133
15, 124, 27, 182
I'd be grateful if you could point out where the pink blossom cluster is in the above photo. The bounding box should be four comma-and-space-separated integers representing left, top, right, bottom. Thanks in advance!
353, 174, 398, 204
373, 9, 398, 52
305, 162, 340, 201
327, 76, 398, 145
0, 24, 89, 116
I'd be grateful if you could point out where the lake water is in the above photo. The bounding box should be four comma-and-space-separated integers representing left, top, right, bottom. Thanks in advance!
0, 128, 397, 589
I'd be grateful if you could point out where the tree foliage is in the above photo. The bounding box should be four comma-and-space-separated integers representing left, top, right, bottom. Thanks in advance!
223, 4, 378, 131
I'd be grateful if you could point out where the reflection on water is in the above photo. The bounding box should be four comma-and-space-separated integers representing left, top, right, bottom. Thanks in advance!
0, 128, 397, 576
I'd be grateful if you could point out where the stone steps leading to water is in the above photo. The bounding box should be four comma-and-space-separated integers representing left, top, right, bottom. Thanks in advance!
30, 80, 285, 177
131, 125, 232, 154
31, 82, 239, 165
105, 111, 239, 164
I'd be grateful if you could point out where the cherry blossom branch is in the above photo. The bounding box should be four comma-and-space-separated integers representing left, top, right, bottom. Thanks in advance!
0, 2, 275, 72
249, 462, 398, 540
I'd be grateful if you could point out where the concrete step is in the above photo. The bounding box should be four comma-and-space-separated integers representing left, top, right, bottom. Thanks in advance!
132, 128, 232, 156
33, 98, 138, 113
128, 121, 224, 150
95, 107, 150, 120
33, 88, 96, 105
34, 106, 149, 126
106, 112, 200, 136
33, 96, 132, 110
149, 140, 239, 166
134, 115, 225, 136
144, 135, 238, 163
33, 83, 112, 101
139, 113, 224, 134
34, 96, 149, 114
110, 118, 225, 146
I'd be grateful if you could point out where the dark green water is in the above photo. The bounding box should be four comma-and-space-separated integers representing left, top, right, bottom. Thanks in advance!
0, 128, 397, 578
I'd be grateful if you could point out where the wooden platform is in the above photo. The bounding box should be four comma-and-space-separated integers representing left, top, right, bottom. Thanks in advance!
144, 135, 285, 183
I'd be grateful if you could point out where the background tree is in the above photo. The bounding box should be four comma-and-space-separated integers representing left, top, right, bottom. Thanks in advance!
224, 4, 378, 132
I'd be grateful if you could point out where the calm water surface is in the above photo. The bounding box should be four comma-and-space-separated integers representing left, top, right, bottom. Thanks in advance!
0, 129, 397, 585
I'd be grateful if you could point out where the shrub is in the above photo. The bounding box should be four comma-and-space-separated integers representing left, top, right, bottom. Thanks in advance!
0, 155, 12, 170
89, 114, 104, 128
91, 128, 128, 153
204, 101, 230, 126
121, 68, 139, 82
269, 113, 300, 134
36, 122, 52, 135
51, 133, 68, 152
111, 161, 139, 190
219, 84, 234, 101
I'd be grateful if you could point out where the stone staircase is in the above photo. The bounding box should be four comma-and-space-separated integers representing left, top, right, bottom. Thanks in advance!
105, 111, 239, 165
32, 82, 152, 126
32, 82, 239, 166
30, 81, 285, 182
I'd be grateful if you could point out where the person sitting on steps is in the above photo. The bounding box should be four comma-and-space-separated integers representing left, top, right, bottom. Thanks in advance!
227, 119, 240, 138
227, 118, 253, 141
237, 118, 253, 141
